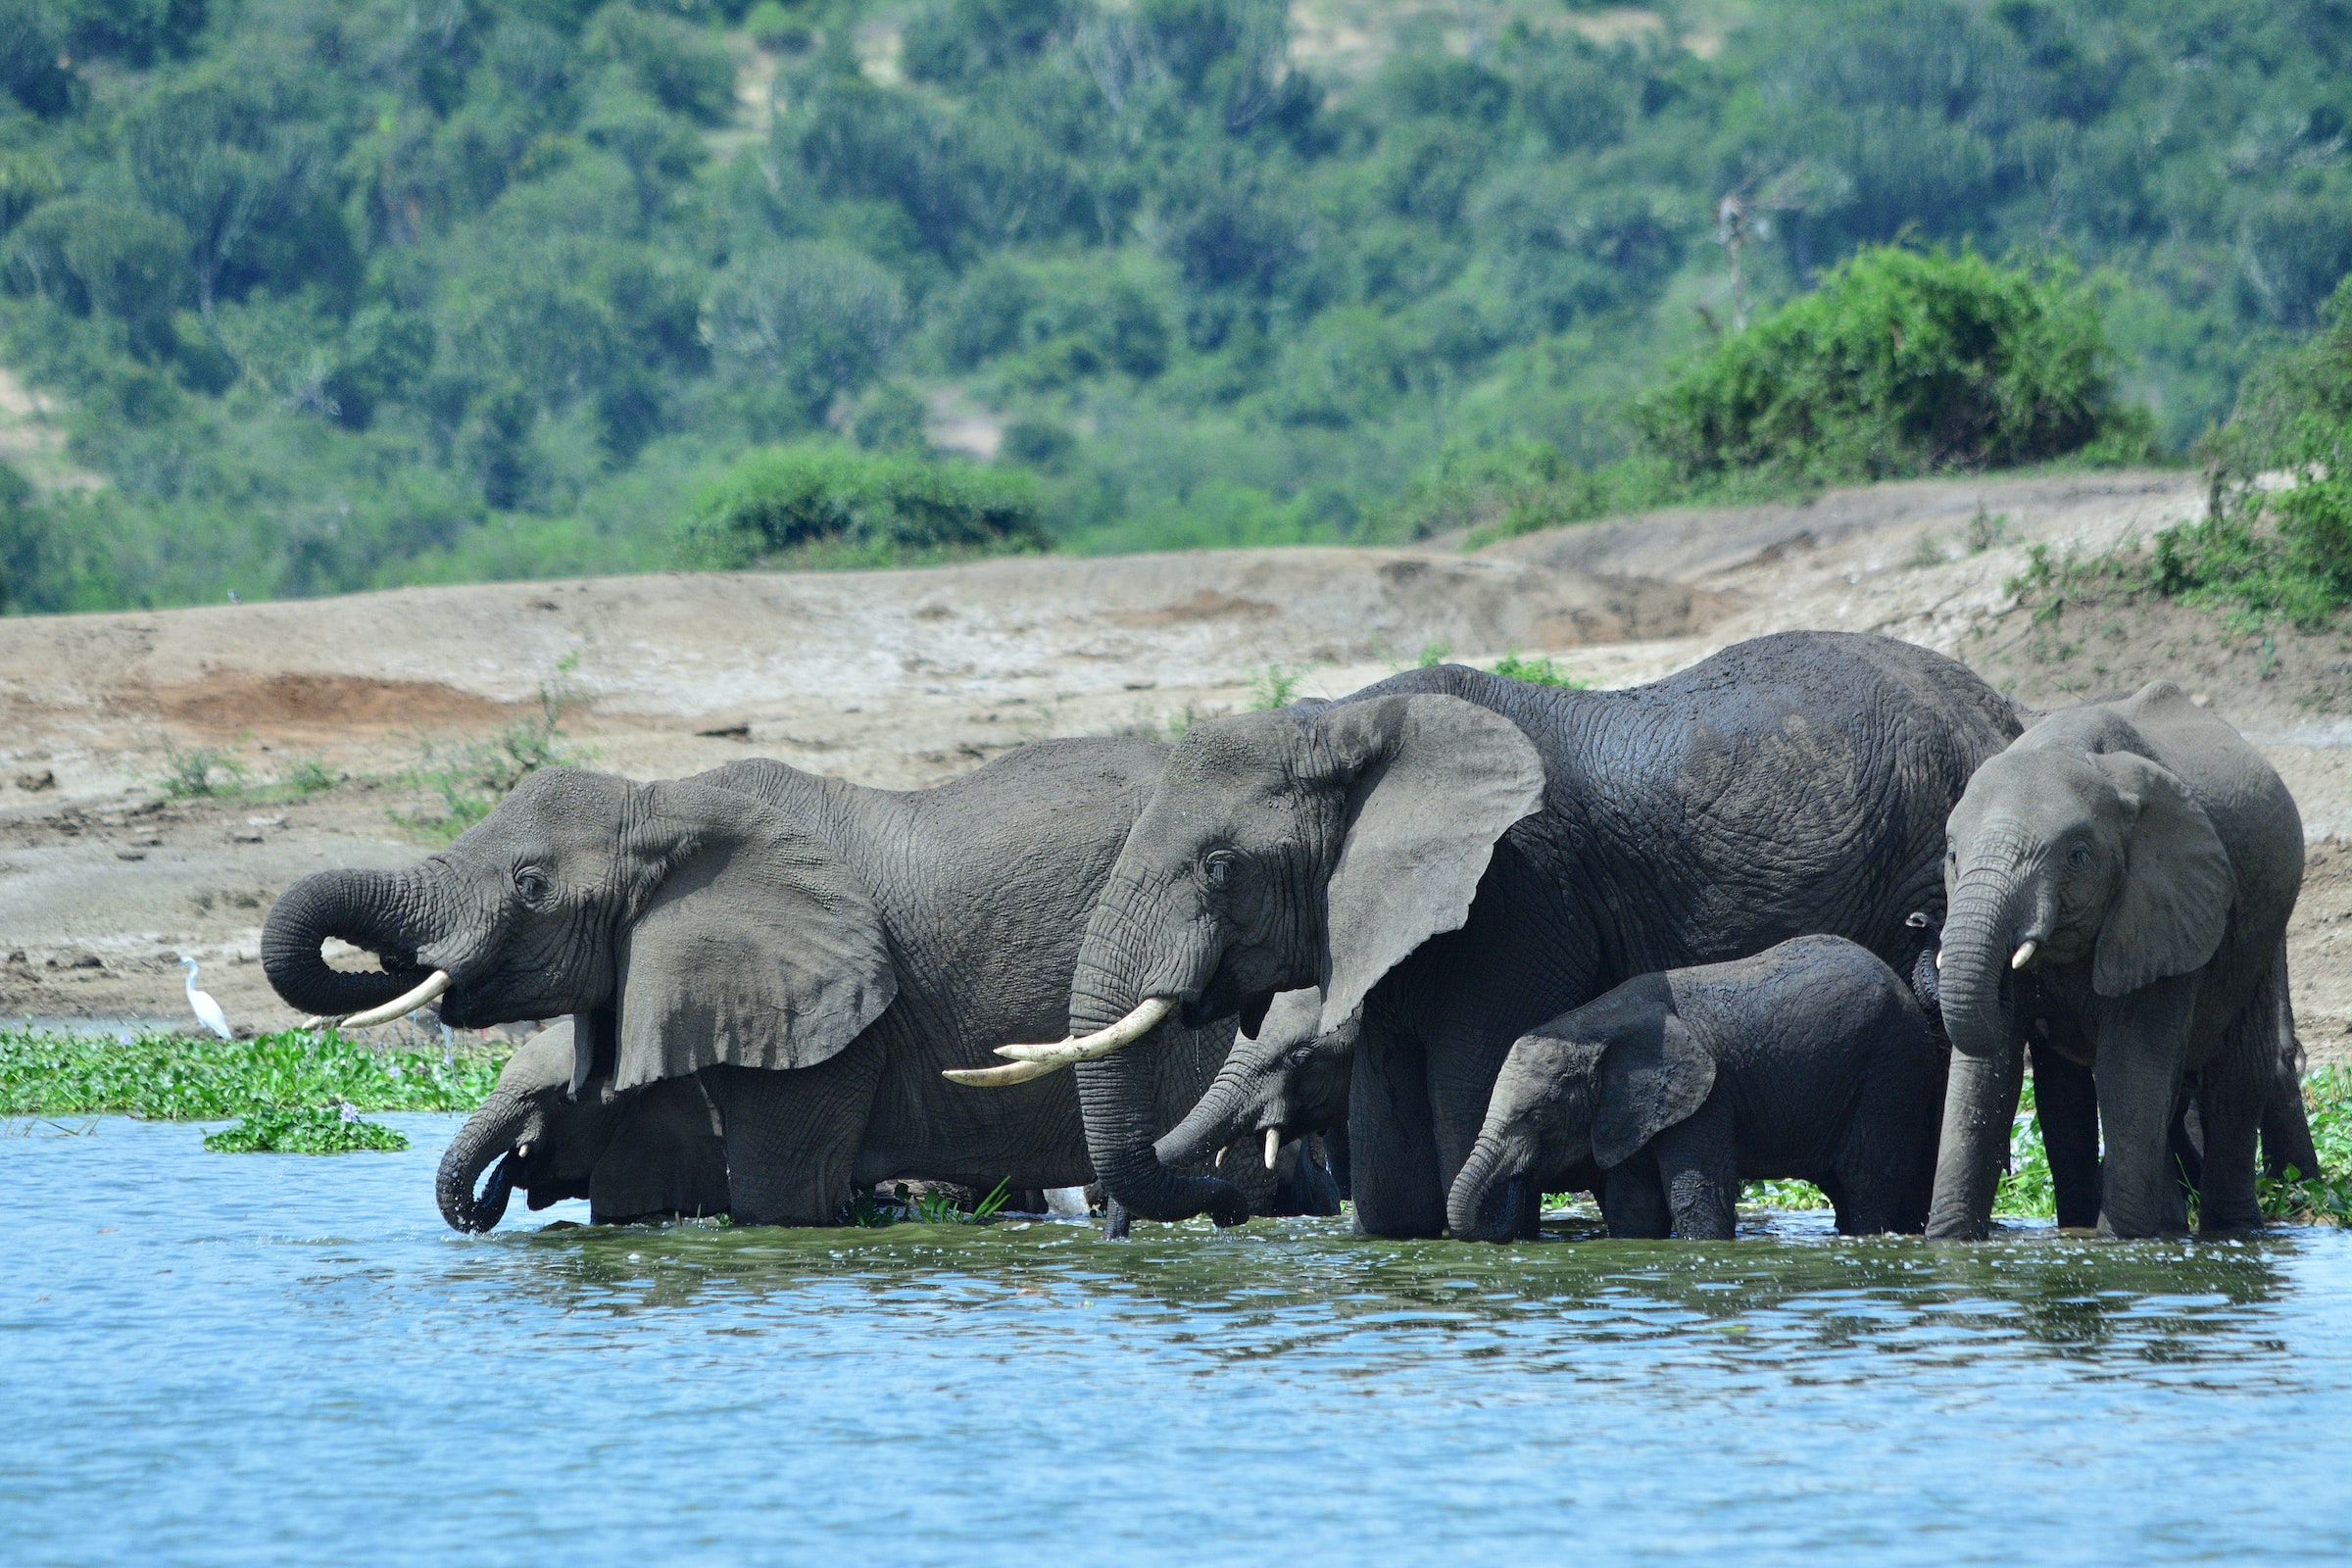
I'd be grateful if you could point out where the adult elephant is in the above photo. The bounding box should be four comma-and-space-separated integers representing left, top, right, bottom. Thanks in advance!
261, 742, 1246, 1230
966, 632, 2022, 1238
1927, 682, 2306, 1240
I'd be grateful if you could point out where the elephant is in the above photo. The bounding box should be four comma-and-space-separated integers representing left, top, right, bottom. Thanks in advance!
261, 740, 1257, 1231
965, 630, 2022, 1239
1154, 989, 1358, 1200
1927, 681, 2307, 1240
1448, 935, 1949, 1242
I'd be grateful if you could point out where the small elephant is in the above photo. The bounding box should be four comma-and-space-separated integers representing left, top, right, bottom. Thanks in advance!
1929, 681, 2307, 1239
1448, 935, 1948, 1242
1157, 988, 1358, 1198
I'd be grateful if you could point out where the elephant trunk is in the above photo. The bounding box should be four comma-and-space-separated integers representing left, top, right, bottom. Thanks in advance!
1154, 1048, 1271, 1171
1925, 857, 2037, 1240
1446, 1130, 1526, 1243
262, 865, 442, 1019
1066, 903, 1248, 1226
437, 1093, 531, 1233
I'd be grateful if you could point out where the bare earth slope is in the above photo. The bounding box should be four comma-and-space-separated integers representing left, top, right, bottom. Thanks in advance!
6, 467, 2347, 1059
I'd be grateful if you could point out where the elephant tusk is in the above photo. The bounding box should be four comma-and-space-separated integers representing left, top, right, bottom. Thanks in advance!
514, 1141, 532, 1160
325, 969, 454, 1030
2011, 941, 2037, 970
991, 997, 1177, 1068
943, 1058, 1063, 1089
1263, 1126, 1282, 1169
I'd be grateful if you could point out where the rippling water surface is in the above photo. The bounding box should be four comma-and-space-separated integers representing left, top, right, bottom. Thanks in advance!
4, 1115, 2350, 1565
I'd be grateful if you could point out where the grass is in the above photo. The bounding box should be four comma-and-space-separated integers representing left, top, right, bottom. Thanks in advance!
1488, 653, 1588, 689
848, 1177, 1014, 1227
203, 1104, 410, 1153
0, 1029, 504, 1121
399, 656, 587, 842
1248, 664, 1305, 710
159, 740, 249, 799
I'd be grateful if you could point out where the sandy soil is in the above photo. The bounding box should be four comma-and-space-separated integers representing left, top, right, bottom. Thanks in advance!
4, 466, 2345, 1059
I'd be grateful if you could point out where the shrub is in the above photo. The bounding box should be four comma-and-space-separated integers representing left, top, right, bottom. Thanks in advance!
1637, 245, 2143, 485
2156, 272, 2352, 627
675, 441, 1046, 567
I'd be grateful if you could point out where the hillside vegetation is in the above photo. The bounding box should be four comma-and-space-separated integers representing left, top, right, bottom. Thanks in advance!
2, 0, 2351, 611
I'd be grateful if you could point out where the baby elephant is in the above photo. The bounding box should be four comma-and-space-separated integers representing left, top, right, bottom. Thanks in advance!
1448, 935, 1947, 1242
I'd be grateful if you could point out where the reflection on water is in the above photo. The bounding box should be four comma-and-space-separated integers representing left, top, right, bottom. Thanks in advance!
3, 1116, 2349, 1567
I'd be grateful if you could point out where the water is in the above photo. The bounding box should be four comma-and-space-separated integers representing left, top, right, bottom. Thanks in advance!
5, 1116, 2351, 1566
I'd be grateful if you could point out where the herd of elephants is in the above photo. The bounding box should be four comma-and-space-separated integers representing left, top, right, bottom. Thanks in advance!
257, 629, 2322, 1244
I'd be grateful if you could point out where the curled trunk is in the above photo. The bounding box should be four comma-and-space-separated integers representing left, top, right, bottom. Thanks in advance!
1154, 1048, 1272, 1171
262, 866, 439, 1019
1446, 1133, 1522, 1243
437, 1094, 531, 1233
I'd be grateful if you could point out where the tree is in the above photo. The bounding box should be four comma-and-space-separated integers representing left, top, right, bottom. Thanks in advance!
122, 69, 317, 318
702, 243, 907, 421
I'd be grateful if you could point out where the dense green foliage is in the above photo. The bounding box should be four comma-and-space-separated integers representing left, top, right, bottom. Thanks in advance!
1, 1, 2351, 610
2146, 274, 2352, 626
1637, 246, 2147, 485
0, 1028, 503, 1118
675, 438, 1044, 566
203, 1103, 411, 1152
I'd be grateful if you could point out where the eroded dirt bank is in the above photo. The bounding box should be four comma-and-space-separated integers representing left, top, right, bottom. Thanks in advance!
4, 467, 2347, 1057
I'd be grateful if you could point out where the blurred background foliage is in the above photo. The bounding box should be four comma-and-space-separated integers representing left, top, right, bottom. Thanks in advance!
0, 0, 2348, 610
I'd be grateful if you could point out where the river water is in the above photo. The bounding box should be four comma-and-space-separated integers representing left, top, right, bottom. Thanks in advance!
4, 1114, 2349, 1565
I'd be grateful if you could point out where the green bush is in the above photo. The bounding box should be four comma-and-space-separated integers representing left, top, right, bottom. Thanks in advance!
675, 440, 1046, 567
1637, 246, 2144, 485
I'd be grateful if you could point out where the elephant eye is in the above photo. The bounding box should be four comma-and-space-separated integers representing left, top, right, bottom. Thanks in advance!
2067, 844, 2092, 869
1201, 850, 1238, 888
514, 867, 548, 901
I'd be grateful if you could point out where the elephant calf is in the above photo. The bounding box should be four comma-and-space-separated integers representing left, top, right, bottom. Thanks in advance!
1449, 936, 1948, 1242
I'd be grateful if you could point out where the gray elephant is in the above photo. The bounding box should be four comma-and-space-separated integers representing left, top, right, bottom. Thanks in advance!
1449, 935, 1948, 1241
1928, 681, 2307, 1240
964, 631, 2021, 1239
1154, 988, 1357, 1199
260, 741, 1247, 1230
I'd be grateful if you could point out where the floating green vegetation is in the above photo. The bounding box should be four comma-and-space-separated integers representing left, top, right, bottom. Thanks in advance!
849, 1177, 1014, 1228
0, 1029, 504, 1121
204, 1104, 409, 1154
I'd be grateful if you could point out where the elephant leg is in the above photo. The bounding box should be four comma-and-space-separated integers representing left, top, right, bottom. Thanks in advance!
589, 1076, 729, 1224
1650, 1099, 1738, 1241
709, 1043, 885, 1228
1323, 1122, 1352, 1200
2093, 981, 2197, 1240
1348, 1011, 1445, 1240
2030, 1033, 2102, 1230
1102, 1198, 1132, 1241
2261, 948, 2320, 1181
1515, 1174, 1543, 1240
2193, 998, 2275, 1236
1599, 1159, 1671, 1239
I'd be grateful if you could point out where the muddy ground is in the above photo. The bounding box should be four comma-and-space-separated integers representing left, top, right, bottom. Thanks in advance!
3, 467, 2345, 1060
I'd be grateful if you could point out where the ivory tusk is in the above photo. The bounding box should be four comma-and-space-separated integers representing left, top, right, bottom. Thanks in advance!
991, 997, 1176, 1067
330, 969, 454, 1030
943, 1058, 1062, 1088
2011, 941, 2036, 970
1263, 1126, 1282, 1169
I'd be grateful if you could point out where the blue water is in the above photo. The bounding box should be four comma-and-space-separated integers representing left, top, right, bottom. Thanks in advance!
3, 1115, 2350, 1566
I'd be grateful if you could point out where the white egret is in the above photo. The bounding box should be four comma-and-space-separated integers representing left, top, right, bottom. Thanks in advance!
180, 956, 232, 1040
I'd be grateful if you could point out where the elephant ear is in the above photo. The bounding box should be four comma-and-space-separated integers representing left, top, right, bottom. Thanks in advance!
2090, 751, 2233, 998
612, 780, 898, 1091
1310, 694, 1547, 1033
1591, 1012, 1717, 1169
